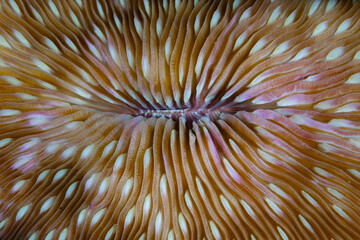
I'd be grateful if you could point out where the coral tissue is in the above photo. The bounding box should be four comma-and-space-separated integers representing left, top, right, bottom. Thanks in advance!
1, 0, 360, 239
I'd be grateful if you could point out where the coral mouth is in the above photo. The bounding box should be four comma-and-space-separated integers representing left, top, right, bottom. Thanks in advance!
133, 101, 277, 122
136, 108, 222, 121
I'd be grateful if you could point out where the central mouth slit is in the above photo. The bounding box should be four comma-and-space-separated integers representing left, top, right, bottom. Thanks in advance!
133, 102, 274, 121
136, 108, 223, 121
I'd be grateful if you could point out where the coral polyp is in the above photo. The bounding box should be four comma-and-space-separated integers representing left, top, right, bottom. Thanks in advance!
1, 0, 360, 239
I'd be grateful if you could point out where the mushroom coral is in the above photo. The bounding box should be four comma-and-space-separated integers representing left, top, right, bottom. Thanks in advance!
1, 0, 360, 239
